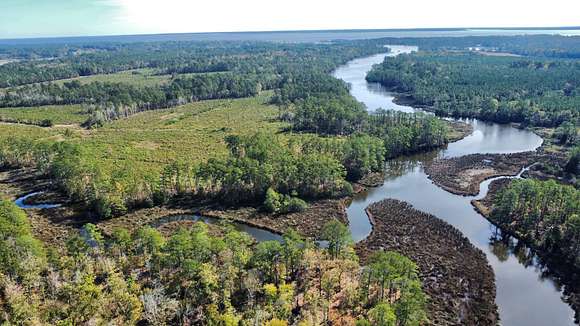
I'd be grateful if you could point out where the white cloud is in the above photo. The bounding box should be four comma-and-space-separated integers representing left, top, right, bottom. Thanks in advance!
110, 0, 580, 34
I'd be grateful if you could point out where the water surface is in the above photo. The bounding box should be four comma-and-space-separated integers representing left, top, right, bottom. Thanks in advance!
334, 47, 575, 326
12, 44, 576, 325
14, 192, 62, 209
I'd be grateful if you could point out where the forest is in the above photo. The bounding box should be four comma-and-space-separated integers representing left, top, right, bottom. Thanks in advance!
2, 33, 580, 324
0, 108, 447, 218
0, 39, 387, 127
491, 179, 580, 269
366, 52, 580, 127
0, 39, 454, 219
375, 35, 580, 58
0, 199, 427, 325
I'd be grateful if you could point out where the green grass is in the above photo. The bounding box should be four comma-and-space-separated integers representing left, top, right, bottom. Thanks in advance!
51, 68, 172, 87
0, 93, 287, 175
0, 123, 62, 142
0, 104, 88, 125
77, 93, 287, 173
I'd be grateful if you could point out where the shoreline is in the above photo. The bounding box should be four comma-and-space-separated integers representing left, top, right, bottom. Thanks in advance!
424, 152, 539, 196
356, 199, 498, 325
472, 178, 580, 322
391, 87, 580, 322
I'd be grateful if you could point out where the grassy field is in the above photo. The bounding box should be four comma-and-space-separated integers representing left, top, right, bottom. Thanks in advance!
0, 93, 287, 178
1, 68, 229, 91
0, 123, 61, 141
0, 104, 88, 125
51, 68, 172, 87
0, 59, 19, 66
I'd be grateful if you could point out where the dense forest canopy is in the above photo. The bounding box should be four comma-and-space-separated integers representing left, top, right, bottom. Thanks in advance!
0, 40, 389, 126
0, 199, 427, 324
2, 34, 580, 61
491, 179, 580, 269
375, 35, 580, 58
1, 30, 580, 325
366, 52, 580, 127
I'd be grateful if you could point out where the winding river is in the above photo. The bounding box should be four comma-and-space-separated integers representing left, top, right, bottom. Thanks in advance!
335, 45, 575, 325
14, 45, 576, 325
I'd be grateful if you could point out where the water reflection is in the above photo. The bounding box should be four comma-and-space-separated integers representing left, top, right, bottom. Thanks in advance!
335, 48, 576, 325
150, 214, 283, 242
14, 192, 62, 209
443, 119, 543, 158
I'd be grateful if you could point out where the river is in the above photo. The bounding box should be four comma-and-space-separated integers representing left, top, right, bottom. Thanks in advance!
13, 45, 576, 325
334, 45, 575, 325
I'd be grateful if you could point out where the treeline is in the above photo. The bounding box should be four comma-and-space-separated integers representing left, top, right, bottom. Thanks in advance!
367, 110, 448, 157
158, 116, 447, 210
367, 52, 580, 127
274, 72, 368, 135
157, 133, 377, 207
1, 40, 388, 126
0, 74, 267, 127
0, 138, 150, 218
0, 40, 386, 88
2, 34, 579, 89
0, 200, 427, 325
0, 41, 244, 87
491, 179, 580, 270
377, 34, 580, 58
274, 71, 449, 156
0, 132, 383, 218
84, 73, 268, 127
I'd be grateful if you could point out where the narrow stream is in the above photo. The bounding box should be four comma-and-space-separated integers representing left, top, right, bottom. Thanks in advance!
334, 46, 575, 326
14, 192, 61, 209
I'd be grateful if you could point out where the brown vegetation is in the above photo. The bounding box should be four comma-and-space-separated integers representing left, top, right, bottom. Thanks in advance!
425, 152, 538, 196
356, 199, 498, 325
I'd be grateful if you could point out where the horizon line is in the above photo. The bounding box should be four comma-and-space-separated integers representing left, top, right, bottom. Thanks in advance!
2, 25, 580, 43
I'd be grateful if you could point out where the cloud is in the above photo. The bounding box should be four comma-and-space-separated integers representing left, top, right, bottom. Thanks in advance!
108, 0, 580, 34
3, 0, 580, 38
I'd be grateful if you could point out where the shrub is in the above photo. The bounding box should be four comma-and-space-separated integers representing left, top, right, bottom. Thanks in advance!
284, 197, 308, 213
264, 188, 282, 213
263, 188, 308, 214
39, 119, 53, 127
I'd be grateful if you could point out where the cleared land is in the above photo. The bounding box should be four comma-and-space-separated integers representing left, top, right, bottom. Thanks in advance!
0, 93, 287, 176
0, 104, 88, 125
50, 68, 172, 87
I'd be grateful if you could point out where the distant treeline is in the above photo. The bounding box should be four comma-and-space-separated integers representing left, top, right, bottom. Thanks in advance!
0, 40, 388, 126
376, 35, 580, 58
2, 35, 580, 128
366, 52, 580, 127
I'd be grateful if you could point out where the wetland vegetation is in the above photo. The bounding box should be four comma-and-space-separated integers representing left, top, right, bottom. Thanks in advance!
1, 34, 579, 324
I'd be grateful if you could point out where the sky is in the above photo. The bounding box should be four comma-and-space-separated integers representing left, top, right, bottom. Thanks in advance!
1, 0, 579, 39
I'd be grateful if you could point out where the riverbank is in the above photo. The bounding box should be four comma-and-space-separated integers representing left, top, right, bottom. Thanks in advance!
1, 164, 348, 244
0, 168, 80, 243
473, 178, 580, 322
355, 199, 498, 325
1, 114, 472, 244
424, 152, 539, 196
338, 49, 576, 324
